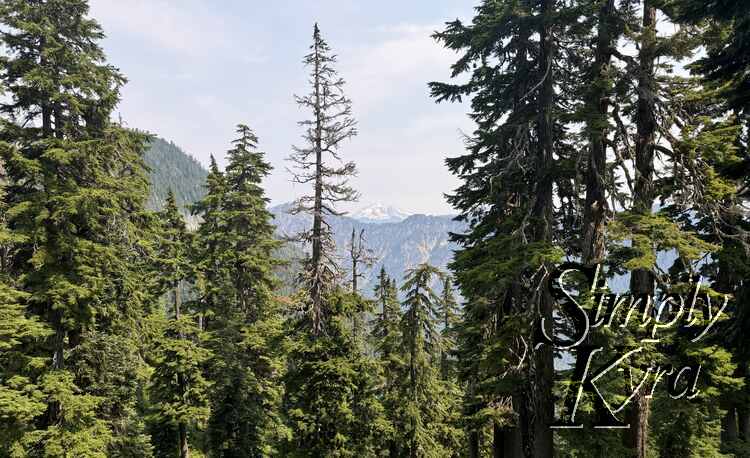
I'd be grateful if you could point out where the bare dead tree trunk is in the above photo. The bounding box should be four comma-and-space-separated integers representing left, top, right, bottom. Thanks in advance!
310, 27, 324, 336
289, 24, 358, 336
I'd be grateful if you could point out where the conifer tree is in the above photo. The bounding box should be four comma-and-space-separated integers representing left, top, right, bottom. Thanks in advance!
372, 268, 401, 367
430, 1, 575, 454
601, 3, 741, 455
150, 191, 209, 458
191, 155, 229, 330
656, 5, 750, 449
0, 1, 156, 454
193, 125, 287, 456
438, 277, 459, 381
282, 292, 390, 457
393, 263, 461, 457
371, 268, 402, 457
287, 23, 358, 335
282, 24, 388, 456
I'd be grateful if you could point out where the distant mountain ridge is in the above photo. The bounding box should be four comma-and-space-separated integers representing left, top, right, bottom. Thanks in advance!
270, 203, 465, 291
143, 136, 465, 292
351, 203, 410, 224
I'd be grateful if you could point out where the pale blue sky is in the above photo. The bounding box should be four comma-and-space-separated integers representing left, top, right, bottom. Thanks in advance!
88, 0, 476, 214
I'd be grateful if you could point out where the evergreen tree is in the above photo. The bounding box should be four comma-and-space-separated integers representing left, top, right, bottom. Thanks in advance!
0, 1, 156, 455
282, 290, 390, 457
282, 24, 389, 456
150, 191, 209, 458
371, 268, 402, 457
393, 263, 461, 457
193, 125, 287, 457
438, 277, 459, 381
372, 268, 401, 367
191, 155, 229, 329
287, 23, 358, 335
430, 1, 574, 454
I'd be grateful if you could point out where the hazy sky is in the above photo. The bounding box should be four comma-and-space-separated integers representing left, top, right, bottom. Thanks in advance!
88, 0, 476, 214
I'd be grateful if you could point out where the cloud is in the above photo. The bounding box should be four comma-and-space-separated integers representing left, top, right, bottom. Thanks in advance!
88, 0, 264, 61
341, 23, 459, 115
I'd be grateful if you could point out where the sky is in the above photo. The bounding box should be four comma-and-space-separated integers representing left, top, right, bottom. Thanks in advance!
88, 0, 477, 215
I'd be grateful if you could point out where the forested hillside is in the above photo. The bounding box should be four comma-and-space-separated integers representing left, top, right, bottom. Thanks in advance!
144, 137, 208, 217
1, 1, 749, 458
141, 140, 466, 294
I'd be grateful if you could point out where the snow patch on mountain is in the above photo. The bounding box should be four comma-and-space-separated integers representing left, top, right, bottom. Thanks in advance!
351, 202, 410, 224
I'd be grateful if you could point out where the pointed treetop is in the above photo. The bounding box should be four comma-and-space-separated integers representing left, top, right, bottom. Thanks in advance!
233, 124, 259, 149
166, 188, 177, 204
209, 155, 220, 173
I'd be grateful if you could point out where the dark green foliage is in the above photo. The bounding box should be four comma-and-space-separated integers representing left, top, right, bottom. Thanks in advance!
144, 137, 208, 215
389, 263, 463, 457
149, 190, 209, 457
2, 1, 749, 456
280, 24, 391, 457
670, 0, 750, 115
282, 290, 390, 457
438, 277, 459, 380
430, 1, 568, 454
0, 181, 52, 454
192, 125, 287, 456
149, 314, 212, 456
0, 1, 157, 455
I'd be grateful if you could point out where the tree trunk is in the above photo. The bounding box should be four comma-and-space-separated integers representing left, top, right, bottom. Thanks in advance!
174, 284, 190, 458
493, 422, 504, 458
738, 405, 750, 442
623, 394, 650, 458
469, 429, 480, 458
582, 0, 616, 265
623, 4, 657, 456
311, 25, 324, 335
722, 404, 738, 445
531, 0, 555, 455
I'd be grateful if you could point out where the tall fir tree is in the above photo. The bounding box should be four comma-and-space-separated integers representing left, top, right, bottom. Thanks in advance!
393, 263, 462, 457
430, 0, 578, 454
193, 125, 287, 457
149, 191, 210, 458
282, 24, 389, 456
371, 268, 402, 457
0, 0, 156, 455
287, 23, 358, 336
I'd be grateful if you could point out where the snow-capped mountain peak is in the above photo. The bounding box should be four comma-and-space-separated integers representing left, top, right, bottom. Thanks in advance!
351, 203, 410, 224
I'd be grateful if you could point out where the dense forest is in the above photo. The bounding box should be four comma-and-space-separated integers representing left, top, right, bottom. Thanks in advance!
0, 1, 749, 457
143, 138, 208, 219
